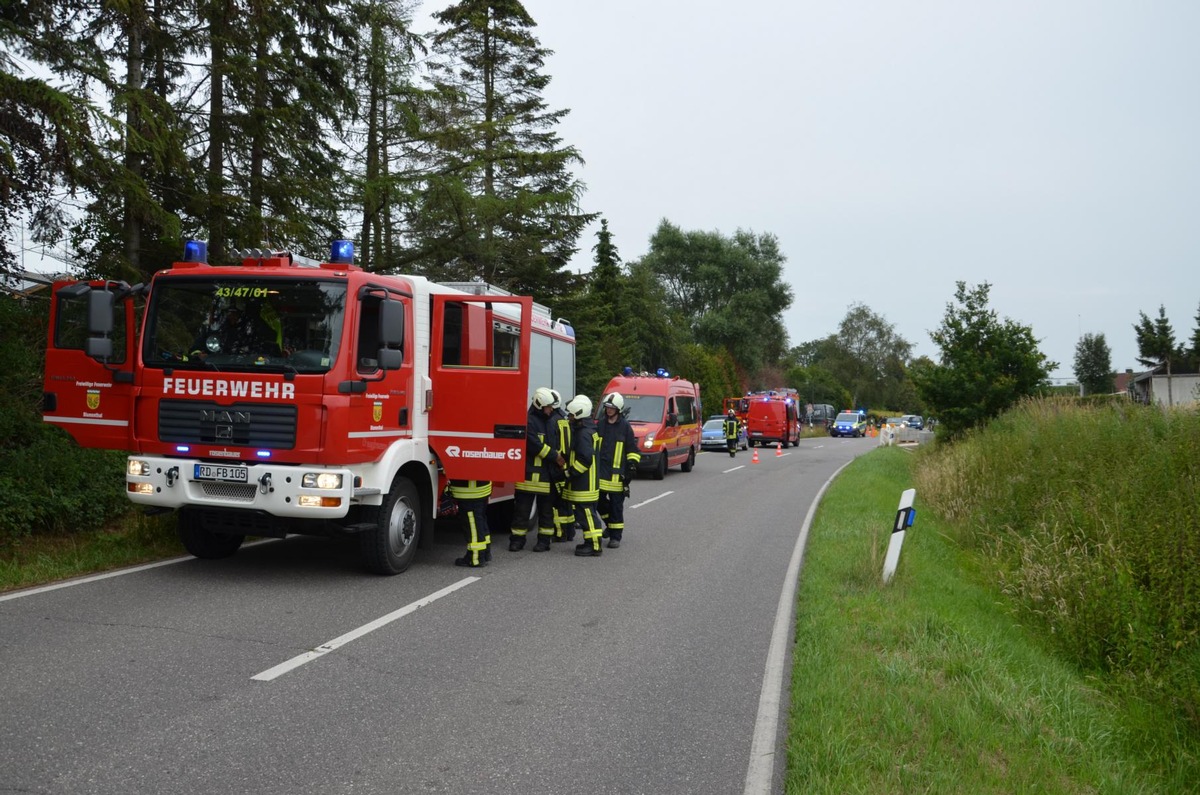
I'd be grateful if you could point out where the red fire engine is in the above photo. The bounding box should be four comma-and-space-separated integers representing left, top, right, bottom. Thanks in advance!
42, 240, 575, 574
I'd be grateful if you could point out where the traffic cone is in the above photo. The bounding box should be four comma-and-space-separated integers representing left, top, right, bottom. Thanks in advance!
751, 448, 759, 464
775, 441, 783, 457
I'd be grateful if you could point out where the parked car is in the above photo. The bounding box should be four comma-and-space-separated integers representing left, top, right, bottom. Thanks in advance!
903, 414, 924, 430
702, 417, 748, 451
808, 403, 836, 429
885, 416, 907, 427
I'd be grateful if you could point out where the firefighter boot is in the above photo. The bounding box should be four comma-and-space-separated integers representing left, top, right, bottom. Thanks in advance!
574, 540, 602, 557
607, 534, 621, 549
454, 551, 488, 568
532, 535, 552, 552
508, 534, 526, 552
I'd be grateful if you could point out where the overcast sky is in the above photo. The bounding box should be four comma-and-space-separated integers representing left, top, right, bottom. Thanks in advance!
417, 0, 1200, 380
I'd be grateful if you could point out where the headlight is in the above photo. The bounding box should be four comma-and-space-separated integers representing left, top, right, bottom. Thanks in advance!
642, 434, 655, 449
127, 459, 150, 476
302, 472, 343, 490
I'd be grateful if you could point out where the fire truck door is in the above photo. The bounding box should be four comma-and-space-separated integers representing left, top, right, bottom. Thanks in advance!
42, 282, 138, 450
428, 294, 531, 482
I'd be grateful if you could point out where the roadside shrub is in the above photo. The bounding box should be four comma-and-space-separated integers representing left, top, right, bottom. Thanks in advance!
914, 397, 1200, 729
0, 296, 133, 544
0, 424, 130, 541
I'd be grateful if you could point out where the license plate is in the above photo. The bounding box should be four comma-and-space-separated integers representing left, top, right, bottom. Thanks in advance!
193, 464, 249, 483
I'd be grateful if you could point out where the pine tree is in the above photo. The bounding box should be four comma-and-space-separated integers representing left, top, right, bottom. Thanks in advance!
344, 0, 425, 271
0, 0, 108, 274
196, 0, 358, 261
1132, 306, 1179, 370
410, 0, 595, 300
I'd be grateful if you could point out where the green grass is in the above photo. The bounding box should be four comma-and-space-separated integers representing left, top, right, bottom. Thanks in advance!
0, 512, 183, 593
787, 445, 1196, 793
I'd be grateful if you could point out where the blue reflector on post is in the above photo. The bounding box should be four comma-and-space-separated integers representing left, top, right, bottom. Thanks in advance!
183, 240, 207, 263
330, 239, 354, 264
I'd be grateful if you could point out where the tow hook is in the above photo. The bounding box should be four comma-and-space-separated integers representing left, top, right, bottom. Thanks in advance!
165, 466, 179, 487
259, 473, 273, 495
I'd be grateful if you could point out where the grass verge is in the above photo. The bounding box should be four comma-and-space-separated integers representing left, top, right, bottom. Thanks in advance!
786, 446, 1190, 793
0, 512, 183, 593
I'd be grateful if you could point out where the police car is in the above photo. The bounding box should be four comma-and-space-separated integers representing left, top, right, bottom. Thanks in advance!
830, 410, 868, 438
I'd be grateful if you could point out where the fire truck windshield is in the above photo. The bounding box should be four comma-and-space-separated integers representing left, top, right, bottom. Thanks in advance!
144, 277, 347, 373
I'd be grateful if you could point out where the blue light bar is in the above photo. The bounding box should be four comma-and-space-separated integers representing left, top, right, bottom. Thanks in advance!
175, 445, 190, 453
183, 240, 207, 263
655, 367, 669, 378
330, 239, 354, 264
256, 450, 272, 458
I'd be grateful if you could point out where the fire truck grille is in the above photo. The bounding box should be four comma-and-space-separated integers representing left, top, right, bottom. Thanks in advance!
199, 482, 258, 502
158, 400, 297, 448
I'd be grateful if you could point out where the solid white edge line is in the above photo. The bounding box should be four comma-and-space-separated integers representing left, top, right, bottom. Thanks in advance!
627, 491, 672, 510
251, 576, 480, 682
742, 460, 853, 795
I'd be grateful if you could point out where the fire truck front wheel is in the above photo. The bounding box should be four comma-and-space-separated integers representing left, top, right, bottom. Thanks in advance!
360, 477, 422, 575
177, 508, 245, 560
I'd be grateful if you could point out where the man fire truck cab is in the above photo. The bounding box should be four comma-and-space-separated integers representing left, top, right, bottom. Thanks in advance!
42, 240, 575, 575
601, 368, 701, 480
744, 388, 801, 448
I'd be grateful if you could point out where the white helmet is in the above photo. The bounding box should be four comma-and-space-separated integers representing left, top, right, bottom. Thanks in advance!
602, 392, 624, 412
532, 387, 555, 409
566, 395, 592, 420
549, 389, 563, 408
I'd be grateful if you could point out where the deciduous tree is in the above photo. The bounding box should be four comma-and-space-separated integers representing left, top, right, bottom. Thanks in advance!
1073, 332, 1114, 396
912, 281, 1055, 438
639, 220, 792, 372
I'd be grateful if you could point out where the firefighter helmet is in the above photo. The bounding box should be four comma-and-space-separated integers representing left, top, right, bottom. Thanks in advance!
728, 408, 736, 417
532, 387, 555, 409
603, 392, 624, 412
566, 395, 592, 420
549, 389, 563, 408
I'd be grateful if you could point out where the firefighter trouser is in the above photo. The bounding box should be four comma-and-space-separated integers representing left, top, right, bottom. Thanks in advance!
598, 489, 626, 540
572, 499, 604, 551
553, 482, 575, 538
512, 489, 556, 538
457, 497, 490, 565
727, 438, 737, 456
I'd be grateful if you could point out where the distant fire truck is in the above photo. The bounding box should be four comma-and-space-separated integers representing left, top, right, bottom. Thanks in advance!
42, 241, 575, 574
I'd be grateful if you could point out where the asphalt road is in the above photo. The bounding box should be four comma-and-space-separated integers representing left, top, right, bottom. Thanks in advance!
0, 436, 874, 795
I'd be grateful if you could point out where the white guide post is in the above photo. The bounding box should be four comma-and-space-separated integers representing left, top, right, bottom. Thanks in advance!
882, 488, 916, 584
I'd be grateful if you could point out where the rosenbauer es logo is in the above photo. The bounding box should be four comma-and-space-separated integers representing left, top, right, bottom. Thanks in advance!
444, 445, 522, 460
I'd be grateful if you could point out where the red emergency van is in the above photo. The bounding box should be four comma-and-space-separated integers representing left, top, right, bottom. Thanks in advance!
745, 389, 801, 448
601, 369, 701, 479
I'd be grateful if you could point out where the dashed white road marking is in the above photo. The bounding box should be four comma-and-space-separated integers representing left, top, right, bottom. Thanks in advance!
628, 491, 673, 509
251, 576, 479, 682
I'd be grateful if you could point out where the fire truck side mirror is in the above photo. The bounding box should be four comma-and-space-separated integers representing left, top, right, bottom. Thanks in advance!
83, 289, 115, 361
377, 299, 405, 371
87, 289, 114, 335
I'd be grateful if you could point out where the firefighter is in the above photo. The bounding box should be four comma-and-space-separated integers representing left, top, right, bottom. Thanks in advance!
509, 387, 563, 552
548, 389, 575, 543
449, 479, 491, 567
724, 409, 739, 458
563, 395, 604, 557
596, 392, 640, 549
